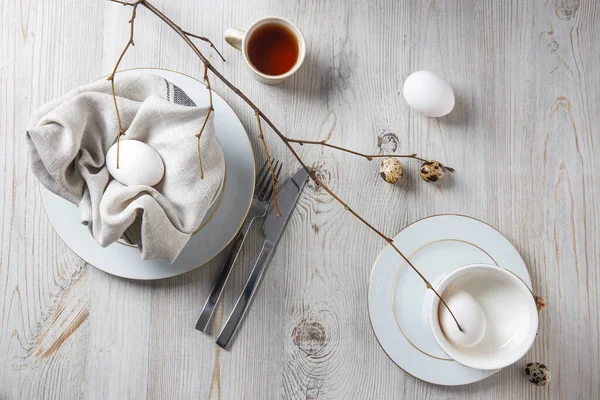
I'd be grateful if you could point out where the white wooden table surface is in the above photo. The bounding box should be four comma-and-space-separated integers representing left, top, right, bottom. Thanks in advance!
1, 0, 599, 398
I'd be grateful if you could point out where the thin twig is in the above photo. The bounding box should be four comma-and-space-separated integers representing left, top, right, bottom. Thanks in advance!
183, 30, 226, 62
107, 0, 142, 168
195, 64, 214, 179
255, 112, 280, 217
286, 138, 431, 163
109, 0, 463, 332
108, 0, 136, 5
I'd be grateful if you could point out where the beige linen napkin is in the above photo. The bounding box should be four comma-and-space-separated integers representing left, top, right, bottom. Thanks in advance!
26, 73, 225, 263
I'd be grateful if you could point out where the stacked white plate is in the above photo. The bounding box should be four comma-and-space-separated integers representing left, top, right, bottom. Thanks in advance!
40, 68, 255, 280
368, 214, 533, 385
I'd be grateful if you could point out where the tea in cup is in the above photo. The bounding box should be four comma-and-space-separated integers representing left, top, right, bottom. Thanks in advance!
225, 17, 306, 84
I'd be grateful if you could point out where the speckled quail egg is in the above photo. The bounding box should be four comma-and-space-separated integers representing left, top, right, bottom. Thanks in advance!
419, 160, 452, 183
524, 362, 551, 386
379, 158, 403, 184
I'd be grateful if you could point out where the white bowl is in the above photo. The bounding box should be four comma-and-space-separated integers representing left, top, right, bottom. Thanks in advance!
429, 263, 538, 370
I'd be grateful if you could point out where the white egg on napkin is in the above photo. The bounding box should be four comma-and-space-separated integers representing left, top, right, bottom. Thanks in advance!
439, 290, 486, 348
403, 71, 455, 117
106, 140, 165, 187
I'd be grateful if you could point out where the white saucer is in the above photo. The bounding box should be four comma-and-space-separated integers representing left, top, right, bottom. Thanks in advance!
368, 214, 532, 386
40, 68, 255, 280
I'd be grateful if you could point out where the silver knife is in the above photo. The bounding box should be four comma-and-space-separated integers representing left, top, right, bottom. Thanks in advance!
216, 168, 310, 349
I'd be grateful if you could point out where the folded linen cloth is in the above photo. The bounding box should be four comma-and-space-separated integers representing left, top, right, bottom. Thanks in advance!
26, 73, 225, 263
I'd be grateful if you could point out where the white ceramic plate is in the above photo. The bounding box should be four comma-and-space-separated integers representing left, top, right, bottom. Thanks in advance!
40, 68, 255, 280
368, 214, 532, 386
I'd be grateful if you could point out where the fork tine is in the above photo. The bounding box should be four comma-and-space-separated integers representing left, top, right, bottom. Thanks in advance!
256, 160, 269, 181
263, 160, 283, 202
257, 159, 277, 201
255, 160, 272, 199
274, 161, 283, 181
258, 160, 277, 201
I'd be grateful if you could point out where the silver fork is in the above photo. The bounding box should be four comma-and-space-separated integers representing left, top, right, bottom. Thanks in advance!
195, 159, 282, 332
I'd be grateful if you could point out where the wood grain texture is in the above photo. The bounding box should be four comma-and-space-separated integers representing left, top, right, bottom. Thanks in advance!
1, 0, 599, 398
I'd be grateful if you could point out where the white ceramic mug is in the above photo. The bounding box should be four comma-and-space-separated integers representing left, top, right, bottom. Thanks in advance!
224, 17, 306, 84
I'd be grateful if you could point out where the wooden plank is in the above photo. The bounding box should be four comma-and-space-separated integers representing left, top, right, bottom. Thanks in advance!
0, 0, 102, 398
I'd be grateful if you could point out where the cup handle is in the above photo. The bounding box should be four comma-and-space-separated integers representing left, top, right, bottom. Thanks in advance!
224, 28, 245, 51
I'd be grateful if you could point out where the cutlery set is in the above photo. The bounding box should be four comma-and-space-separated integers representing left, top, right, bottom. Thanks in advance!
196, 160, 310, 348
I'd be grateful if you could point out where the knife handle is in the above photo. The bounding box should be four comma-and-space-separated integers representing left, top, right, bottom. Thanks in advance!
195, 218, 254, 332
216, 241, 274, 349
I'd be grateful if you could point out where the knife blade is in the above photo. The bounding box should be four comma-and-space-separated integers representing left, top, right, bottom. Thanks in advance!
216, 168, 310, 348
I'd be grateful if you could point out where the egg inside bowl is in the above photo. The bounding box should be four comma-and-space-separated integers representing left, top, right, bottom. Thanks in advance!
429, 263, 538, 370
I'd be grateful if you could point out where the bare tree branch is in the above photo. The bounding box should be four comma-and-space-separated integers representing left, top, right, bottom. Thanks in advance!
108, 0, 137, 5
286, 138, 430, 162
106, 0, 143, 168
183, 30, 226, 62
108, 0, 463, 332
195, 64, 214, 179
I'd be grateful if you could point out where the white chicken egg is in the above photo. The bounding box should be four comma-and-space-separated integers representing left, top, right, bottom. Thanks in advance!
106, 140, 165, 187
439, 290, 486, 348
402, 71, 455, 117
